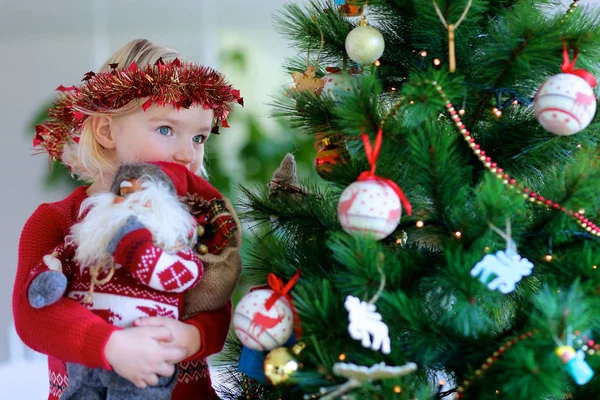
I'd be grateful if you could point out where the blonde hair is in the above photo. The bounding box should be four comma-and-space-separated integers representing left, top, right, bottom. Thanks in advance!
62, 39, 208, 183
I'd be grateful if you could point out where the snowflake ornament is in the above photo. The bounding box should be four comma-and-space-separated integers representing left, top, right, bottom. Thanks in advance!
344, 295, 391, 354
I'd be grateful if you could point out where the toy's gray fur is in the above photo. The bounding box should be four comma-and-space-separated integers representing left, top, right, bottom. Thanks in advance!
109, 163, 175, 196
28, 271, 67, 309
60, 363, 177, 400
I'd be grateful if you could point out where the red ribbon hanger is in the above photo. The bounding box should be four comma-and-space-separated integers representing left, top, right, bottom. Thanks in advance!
265, 270, 301, 309
359, 127, 413, 216
561, 41, 597, 87
264, 270, 303, 339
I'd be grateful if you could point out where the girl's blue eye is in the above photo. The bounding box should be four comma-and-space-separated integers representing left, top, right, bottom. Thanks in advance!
193, 135, 207, 144
157, 126, 172, 136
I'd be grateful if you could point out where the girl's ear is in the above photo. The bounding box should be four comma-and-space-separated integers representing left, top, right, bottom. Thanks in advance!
91, 115, 116, 149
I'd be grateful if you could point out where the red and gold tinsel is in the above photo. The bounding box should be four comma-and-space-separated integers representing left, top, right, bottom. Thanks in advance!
34, 58, 243, 160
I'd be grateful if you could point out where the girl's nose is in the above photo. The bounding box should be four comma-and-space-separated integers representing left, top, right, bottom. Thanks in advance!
173, 143, 195, 165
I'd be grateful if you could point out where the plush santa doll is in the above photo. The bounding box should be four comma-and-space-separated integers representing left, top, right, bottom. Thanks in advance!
27, 162, 214, 399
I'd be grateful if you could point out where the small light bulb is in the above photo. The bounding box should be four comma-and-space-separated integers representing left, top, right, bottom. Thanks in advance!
433, 58, 441, 66
495, 390, 500, 394
492, 107, 499, 113
416, 220, 424, 228
410, 100, 415, 104
484, 246, 490, 252
391, 87, 397, 91
339, 353, 346, 361
420, 50, 427, 57
557, 290, 560, 293
458, 109, 465, 115
545, 254, 553, 262
512, 100, 518, 105
593, 265, 597, 269
578, 209, 585, 215
374, 60, 381, 66
455, 231, 462, 238
577, 144, 582, 149
495, 110, 502, 117
394, 386, 402, 393
439, 380, 446, 386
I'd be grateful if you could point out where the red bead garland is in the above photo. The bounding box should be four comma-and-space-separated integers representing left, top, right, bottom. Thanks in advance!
454, 331, 535, 399
430, 80, 600, 237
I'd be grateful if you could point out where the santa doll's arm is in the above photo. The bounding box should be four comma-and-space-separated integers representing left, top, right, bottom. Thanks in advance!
111, 225, 204, 293
26, 242, 75, 308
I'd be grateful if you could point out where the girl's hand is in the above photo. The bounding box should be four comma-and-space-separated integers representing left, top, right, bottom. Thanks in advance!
134, 317, 201, 361
104, 326, 188, 389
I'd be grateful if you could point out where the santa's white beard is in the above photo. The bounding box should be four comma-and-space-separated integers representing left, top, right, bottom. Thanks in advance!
67, 180, 197, 271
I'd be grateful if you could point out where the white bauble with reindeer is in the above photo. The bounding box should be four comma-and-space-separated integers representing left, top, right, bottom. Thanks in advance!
233, 289, 294, 351
534, 73, 597, 136
337, 179, 401, 240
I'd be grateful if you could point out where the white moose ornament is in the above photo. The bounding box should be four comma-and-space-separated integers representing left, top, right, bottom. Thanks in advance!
344, 295, 391, 354
470, 248, 533, 294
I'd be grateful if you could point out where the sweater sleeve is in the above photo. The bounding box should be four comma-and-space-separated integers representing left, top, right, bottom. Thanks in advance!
181, 301, 232, 362
12, 203, 119, 370
112, 228, 204, 293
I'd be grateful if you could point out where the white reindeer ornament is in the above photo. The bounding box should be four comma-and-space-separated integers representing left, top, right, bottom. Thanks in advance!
470, 221, 533, 294
344, 295, 391, 354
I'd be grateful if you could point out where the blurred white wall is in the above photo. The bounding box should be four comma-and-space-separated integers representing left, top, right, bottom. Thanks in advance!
0, 0, 302, 363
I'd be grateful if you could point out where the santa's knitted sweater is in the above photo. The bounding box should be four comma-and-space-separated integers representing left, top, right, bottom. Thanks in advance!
13, 186, 230, 400
33, 228, 204, 328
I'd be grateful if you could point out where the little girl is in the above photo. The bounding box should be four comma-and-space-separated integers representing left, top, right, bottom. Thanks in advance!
12, 38, 243, 399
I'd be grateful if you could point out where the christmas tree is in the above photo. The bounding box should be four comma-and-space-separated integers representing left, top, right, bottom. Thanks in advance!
215, 0, 600, 399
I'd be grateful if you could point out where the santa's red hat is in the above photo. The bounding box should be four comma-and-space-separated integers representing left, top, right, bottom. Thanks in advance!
150, 161, 222, 200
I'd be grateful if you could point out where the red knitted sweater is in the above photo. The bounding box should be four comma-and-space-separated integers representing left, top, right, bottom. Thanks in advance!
13, 186, 230, 399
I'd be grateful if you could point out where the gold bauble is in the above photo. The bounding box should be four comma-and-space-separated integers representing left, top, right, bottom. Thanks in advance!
393, 230, 408, 247
314, 137, 350, 180
263, 343, 305, 386
197, 244, 209, 255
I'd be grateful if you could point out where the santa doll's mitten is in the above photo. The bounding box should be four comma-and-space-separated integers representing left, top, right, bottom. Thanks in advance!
28, 271, 67, 309
143, 162, 243, 313
107, 215, 146, 254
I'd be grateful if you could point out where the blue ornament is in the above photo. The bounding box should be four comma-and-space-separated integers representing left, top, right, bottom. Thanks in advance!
556, 346, 595, 385
239, 333, 297, 384
565, 350, 595, 385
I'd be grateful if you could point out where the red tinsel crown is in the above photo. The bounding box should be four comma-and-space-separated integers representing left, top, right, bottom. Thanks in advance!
34, 58, 244, 160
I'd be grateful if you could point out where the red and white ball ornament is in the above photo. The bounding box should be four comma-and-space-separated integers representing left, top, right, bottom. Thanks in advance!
337, 179, 402, 240
534, 73, 597, 135
322, 67, 357, 103
534, 46, 598, 136
233, 289, 294, 351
